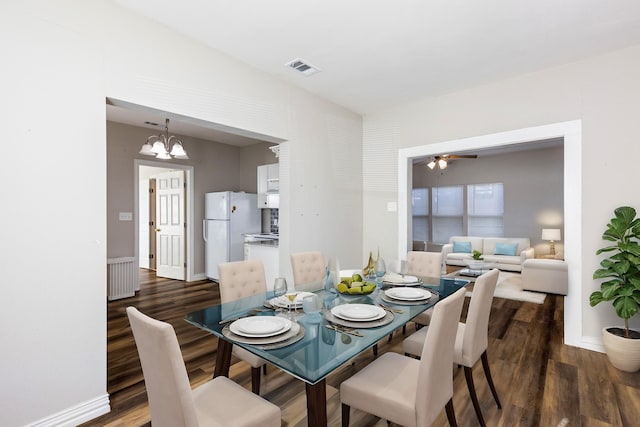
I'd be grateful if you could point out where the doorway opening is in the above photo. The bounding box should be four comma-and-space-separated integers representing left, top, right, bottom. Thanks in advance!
135, 160, 195, 282
398, 120, 583, 349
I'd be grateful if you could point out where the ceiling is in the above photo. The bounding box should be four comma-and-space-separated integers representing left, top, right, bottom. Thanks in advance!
109, 0, 640, 148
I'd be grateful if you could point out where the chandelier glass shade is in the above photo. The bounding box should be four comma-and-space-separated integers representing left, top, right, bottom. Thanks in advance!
139, 118, 188, 160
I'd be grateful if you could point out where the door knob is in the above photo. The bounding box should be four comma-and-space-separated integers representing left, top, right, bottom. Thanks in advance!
155, 228, 161, 232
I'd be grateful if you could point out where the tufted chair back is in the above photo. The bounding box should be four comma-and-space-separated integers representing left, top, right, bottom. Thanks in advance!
218, 260, 267, 303
290, 251, 326, 287
406, 251, 443, 277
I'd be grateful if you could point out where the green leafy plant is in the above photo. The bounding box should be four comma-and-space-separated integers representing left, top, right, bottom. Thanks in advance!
472, 250, 483, 261
590, 206, 640, 338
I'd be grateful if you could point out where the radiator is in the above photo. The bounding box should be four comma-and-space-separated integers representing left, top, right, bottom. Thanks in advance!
107, 257, 139, 301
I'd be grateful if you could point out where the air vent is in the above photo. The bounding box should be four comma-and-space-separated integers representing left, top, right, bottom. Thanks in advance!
285, 58, 321, 76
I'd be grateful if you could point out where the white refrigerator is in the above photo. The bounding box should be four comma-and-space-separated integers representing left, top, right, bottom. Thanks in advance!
203, 191, 261, 280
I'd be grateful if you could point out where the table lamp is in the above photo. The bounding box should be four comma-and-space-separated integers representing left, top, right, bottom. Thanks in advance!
541, 228, 561, 255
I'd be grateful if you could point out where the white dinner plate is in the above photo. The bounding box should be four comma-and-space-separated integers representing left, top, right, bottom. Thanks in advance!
230, 316, 292, 337
269, 291, 315, 309
384, 287, 432, 301
382, 273, 422, 286
331, 304, 386, 322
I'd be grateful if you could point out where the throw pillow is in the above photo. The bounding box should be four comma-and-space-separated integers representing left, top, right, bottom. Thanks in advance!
453, 241, 472, 253
494, 243, 518, 256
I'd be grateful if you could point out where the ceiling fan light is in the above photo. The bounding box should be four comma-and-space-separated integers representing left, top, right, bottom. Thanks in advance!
427, 160, 436, 169
438, 159, 448, 169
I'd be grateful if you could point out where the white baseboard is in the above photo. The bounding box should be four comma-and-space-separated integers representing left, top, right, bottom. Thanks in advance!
190, 272, 207, 281
29, 394, 110, 427
580, 335, 605, 353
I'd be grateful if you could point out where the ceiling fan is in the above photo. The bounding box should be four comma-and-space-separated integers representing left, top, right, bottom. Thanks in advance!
421, 154, 478, 170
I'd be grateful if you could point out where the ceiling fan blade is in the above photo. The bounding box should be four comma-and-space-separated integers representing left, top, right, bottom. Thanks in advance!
447, 154, 478, 159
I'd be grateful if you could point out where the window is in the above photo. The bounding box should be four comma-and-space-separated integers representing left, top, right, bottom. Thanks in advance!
411, 182, 504, 244
411, 188, 429, 242
467, 183, 504, 236
432, 186, 463, 243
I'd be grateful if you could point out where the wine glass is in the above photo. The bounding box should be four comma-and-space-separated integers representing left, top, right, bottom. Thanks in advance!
286, 292, 298, 319
375, 257, 387, 285
274, 277, 287, 298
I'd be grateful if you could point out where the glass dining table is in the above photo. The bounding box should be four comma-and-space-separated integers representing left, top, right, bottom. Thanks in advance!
185, 276, 469, 427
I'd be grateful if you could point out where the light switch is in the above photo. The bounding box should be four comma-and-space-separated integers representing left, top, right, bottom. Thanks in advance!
119, 212, 133, 221
387, 202, 397, 212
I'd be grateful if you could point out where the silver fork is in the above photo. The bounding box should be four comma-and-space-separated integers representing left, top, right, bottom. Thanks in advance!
378, 303, 404, 314
325, 324, 364, 337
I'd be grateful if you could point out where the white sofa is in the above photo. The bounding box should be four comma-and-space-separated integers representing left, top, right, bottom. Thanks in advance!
521, 258, 568, 295
442, 236, 534, 272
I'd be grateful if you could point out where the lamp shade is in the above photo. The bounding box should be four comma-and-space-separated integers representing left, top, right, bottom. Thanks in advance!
541, 228, 561, 241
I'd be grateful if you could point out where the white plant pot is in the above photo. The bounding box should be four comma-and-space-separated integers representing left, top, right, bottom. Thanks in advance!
602, 327, 640, 372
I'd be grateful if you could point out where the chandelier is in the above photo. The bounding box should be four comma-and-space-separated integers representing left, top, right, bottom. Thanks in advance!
139, 118, 188, 160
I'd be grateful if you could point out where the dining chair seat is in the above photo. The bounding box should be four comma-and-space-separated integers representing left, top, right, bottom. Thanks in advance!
402, 268, 501, 427
126, 307, 281, 427
340, 286, 467, 427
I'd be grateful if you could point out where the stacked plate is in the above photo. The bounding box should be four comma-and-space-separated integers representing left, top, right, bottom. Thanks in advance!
226, 315, 301, 346
384, 287, 432, 302
268, 291, 315, 309
330, 304, 386, 322
382, 273, 423, 286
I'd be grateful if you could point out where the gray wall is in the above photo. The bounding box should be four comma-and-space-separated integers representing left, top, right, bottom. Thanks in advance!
413, 145, 564, 255
107, 121, 276, 274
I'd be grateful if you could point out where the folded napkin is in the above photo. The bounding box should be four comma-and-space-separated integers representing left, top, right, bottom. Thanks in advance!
383, 273, 419, 283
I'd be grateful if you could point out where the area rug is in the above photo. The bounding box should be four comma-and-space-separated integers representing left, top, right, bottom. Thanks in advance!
460, 271, 547, 304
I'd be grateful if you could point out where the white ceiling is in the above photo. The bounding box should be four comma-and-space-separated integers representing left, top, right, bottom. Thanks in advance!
109, 0, 640, 148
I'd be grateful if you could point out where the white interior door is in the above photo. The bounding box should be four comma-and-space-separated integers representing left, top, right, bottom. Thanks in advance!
155, 170, 185, 280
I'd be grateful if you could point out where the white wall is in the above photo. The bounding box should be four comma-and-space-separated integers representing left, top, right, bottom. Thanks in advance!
363, 44, 640, 351
1, 1, 362, 425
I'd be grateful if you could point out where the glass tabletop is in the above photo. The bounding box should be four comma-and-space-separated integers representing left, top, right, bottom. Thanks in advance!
185, 276, 469, 385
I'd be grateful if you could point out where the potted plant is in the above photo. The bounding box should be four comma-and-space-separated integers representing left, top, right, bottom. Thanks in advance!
469, 250, 484, 271
590, 206, 640, 372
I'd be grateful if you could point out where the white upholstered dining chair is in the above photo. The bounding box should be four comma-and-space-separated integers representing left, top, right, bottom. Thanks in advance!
403, 268, 501, 427
340, 286, 467, 427
126, 307, 281, 427
388, 250, 444, 340
408, 250, 444, 327
290, 251, 326, 289
218, 260, 269, 394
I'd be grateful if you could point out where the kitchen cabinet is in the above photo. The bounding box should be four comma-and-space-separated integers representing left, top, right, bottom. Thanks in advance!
245, 242, 279, 290
257, 163, 279, 208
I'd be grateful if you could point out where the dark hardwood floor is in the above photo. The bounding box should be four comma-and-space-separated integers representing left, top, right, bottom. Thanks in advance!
81, 269, 640, 427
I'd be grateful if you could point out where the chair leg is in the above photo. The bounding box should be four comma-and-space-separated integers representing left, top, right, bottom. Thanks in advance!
373, 343, 378, 358
481, 351, 502, 409
464, 366, 486, 427
341, 403, 350, 427
445, 398, 457, 427
388, 331, 393, 342
262, 364, 267, 375
402, 324, 407, 335
251, 366, 261, 395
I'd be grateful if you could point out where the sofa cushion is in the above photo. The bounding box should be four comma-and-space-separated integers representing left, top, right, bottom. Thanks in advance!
482, 237, 530, 256
494, 243, 518, 256
449, 236, 484, 253
482, 255, 522, 265
453, 241, 472, 253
